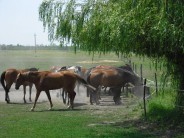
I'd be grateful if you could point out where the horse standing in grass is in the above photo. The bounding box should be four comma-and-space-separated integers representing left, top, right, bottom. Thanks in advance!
15, 70, 95, 111
87, 66, 143, 105
0, 68, 38, 103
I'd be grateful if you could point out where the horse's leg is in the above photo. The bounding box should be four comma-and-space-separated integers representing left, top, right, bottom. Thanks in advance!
62, 89, 66, 104
5, 91, 10, 103
113, 87, 122, 105
89, 90, 94, 105
59, 88, 62, 98
104, 87, 107, 94
45, 90, 53, 110
29, 84, 33, 102
5, 83, 12, 103
97, 86, 101, 100
23, 85, 27, 103
68, 91, 76, 109
66, 91, 70, 105
31, 90, 41, 111
94, 86, 101, 105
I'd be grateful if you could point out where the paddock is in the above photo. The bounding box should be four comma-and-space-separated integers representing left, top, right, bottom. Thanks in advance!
0, 83, 142, 110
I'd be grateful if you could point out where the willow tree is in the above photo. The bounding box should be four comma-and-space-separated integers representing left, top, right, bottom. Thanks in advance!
39, 0, 184, 109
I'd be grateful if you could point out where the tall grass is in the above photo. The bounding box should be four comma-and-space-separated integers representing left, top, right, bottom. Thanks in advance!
147, 89, 184, 126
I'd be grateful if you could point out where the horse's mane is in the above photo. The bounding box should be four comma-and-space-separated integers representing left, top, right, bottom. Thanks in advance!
25, 68, 39, 71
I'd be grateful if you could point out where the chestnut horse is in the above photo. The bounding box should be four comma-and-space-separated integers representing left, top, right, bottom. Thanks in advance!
87, 66, 143, 105
50, 65, 83, 105
15, 70, 95, 111
0, 68, 38, 103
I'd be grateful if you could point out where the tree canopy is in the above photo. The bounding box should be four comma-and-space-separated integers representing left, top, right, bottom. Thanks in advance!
39, 0, 184, 107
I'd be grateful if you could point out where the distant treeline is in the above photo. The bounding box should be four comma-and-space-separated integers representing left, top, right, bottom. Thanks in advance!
0, 44, 74, 51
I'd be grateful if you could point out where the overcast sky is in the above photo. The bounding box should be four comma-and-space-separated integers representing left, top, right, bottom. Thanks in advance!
0, 0, 51, 46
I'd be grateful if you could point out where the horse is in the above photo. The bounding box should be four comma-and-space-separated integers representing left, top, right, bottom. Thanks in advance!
0, 68, 39, 103
15, 70, 95, 111
50, 65, 83, 105
87, 66, 143, 105
81, 64, 134, 104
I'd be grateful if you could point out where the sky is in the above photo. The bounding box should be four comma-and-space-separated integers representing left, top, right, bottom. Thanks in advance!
0, 0, 51, 46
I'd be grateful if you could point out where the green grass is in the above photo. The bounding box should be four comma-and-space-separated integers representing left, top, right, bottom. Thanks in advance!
0, 50, 125, 72
0, 101, 157, 138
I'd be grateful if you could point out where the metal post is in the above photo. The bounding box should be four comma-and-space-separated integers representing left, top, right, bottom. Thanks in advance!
34, 34, 37, 53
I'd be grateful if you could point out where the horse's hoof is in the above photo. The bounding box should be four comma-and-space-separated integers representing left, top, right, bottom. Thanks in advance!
96, 102, 100, 105
115, 101, 122, 105
67, 106, 70, 109
48, 108, 52, 111
6, 99, 10, 104
67, 105, 72, 109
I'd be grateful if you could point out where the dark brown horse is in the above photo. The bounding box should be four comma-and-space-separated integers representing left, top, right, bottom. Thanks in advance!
15, 70, 95, 111
87, 66, 143, 105
0, 68, 38, 103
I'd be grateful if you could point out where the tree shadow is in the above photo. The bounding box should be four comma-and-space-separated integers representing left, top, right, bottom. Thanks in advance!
35, 108, 88, 112
87, 119, 184, 138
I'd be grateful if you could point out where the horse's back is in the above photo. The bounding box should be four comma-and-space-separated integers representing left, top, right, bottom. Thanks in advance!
40, 71, 76, 90
5, 69, 20, 82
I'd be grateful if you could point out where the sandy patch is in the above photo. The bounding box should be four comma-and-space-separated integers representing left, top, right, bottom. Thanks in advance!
77, 60, 120, 64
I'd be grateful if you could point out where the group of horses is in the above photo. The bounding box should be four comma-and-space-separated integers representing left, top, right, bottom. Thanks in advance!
0, 64, 143, 111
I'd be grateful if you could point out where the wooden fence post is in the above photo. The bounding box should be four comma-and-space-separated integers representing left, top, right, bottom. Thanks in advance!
143, 79, 147, 120
135, 64, 137, 73
129, 60, 132, 67
140, 64, 143, 82
155, 73, 158, 96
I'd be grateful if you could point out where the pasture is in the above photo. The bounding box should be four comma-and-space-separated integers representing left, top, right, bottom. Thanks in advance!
0, 49, 183, 137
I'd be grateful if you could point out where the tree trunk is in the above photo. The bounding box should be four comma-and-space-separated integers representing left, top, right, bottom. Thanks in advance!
176, 79, 184, 111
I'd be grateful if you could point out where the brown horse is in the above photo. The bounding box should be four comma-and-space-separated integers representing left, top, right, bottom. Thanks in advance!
15, 70, 95, 111
0, 68, 39, 103
87, 67, 143, 105
50, 65, 83, 105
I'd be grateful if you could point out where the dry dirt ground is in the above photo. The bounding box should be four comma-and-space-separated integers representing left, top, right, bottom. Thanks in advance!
0, 84, 133, 109
0, 83, 150, 115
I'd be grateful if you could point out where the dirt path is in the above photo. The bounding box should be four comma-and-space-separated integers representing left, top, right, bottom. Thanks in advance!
0, 84, 89, 103
0, 84, 142, 114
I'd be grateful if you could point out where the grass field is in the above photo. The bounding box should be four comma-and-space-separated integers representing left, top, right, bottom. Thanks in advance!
0, 49, 163, 80
0, 49, 183, 138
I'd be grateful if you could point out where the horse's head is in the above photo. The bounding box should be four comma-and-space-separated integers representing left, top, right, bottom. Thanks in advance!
15, 72, 28, 90
121, 69, 143, 86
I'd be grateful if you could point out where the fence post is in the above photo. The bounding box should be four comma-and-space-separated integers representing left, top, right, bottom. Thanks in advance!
150, 62, 152, 70
155, 73, 158, 96
135, 64, 137, 73
143, 79, 147, 120
129, 60, 132, 67
140, 64, 143, 82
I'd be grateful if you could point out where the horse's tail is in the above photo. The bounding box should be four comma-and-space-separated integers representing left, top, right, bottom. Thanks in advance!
75, 74, 96, 91
0, 71, 7, 92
